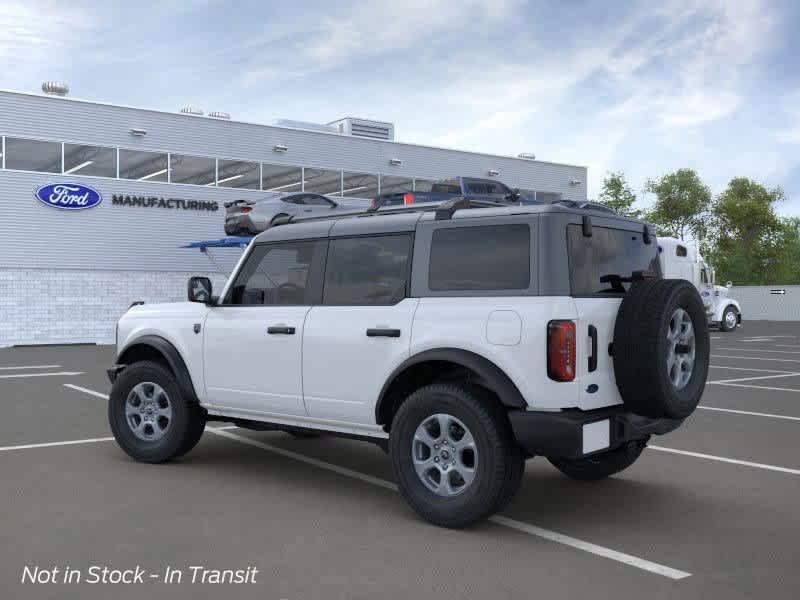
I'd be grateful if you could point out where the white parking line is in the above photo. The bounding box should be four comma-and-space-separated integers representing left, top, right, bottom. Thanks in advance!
60, 384, 691, 580
208, 428, 691, 580
0, 364, 61, 370
490, 515, 691, 580
708, 373, 800, 385
64, 383, 109, 399
698, 405, 800, 422
717, 347, 800, 355
0, 436, 114, 452
773, 344, 800, 349
649, 446, 800, 476
710, 382, 800, 393
712, 354, 800, 363
710, 365, 795, 373
0, 371, 84, 379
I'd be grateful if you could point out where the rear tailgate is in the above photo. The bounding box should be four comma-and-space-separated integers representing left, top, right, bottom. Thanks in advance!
573, 297, 624, 410
566, 222, 661, 410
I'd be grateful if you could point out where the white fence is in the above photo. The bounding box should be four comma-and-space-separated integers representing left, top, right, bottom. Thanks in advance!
729, 285, 800, 321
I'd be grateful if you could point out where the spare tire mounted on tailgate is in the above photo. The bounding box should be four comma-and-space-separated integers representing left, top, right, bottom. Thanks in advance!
613, 279, 709, 419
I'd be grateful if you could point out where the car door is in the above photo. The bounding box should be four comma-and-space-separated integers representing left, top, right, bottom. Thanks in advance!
203, 239, 326, 417
302, 233, 417, 425
294, 194, 337, 217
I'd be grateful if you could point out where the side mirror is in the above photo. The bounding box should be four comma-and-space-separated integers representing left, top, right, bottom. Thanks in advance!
726, 281, 733, 289
188, 276, 213, 304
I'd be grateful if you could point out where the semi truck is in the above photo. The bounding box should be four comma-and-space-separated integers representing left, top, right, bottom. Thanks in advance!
658, 237, 741, 331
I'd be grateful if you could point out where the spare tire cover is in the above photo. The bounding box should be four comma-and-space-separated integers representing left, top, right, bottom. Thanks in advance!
613, 279, 710, 419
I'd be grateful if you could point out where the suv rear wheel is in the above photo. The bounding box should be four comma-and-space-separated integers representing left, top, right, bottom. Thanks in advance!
108, 361, 206, 463
548, 440, 646, 481
390, 383, 524, 528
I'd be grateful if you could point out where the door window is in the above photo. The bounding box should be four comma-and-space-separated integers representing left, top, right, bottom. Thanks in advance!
323, 235, 412, 305
225, 241, 325, 306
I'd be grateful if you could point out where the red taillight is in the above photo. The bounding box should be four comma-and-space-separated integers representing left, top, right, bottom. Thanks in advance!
403, 192, 414, 205
370, 199, 378, 209
241, 207, 252, 213
547, 320, 576, 382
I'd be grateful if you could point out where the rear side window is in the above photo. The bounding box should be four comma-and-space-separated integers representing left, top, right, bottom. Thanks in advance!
567, 225, 661, 295
676, 245, 688, 257
464, 180, 510, 196
428, 225, 530, 291
226, 241, 323, 305
323, 235, 411, 305
431, 183, 462, 194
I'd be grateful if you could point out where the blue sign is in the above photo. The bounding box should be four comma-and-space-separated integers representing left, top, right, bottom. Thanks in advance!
35, 183, 103, 210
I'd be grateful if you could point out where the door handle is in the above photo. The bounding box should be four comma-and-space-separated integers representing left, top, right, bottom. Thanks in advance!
267, 325, 296, 335
366, 328, 401, 338
588, 325, 598, 372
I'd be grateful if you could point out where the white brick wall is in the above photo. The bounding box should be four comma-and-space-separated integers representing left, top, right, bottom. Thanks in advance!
0, 269, 228, 347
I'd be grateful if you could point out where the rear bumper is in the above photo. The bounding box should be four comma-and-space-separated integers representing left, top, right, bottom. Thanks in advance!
508, 406, 684, 460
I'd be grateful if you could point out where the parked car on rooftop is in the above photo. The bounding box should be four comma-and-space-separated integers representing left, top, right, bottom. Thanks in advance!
224, 192, 369, 236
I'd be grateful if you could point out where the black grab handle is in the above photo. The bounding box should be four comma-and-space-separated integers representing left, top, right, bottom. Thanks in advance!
366, 328, 401, 338
588, 325, 598, 372
267, 326, 296, 335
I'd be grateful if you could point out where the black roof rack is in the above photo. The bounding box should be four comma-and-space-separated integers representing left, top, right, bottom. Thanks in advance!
551, 199, 616, 214
264, 196, 618, 232
269, 197, 508, 228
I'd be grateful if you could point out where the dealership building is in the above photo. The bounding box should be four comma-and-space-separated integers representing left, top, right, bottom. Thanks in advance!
0, 84, 588, 346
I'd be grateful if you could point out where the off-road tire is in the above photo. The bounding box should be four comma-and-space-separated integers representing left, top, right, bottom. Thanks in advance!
548, 440, 646, 481
613, 279, 710, 419
390, 383, 524, 528
720, 306, 738, 332
108, 361, 206, 463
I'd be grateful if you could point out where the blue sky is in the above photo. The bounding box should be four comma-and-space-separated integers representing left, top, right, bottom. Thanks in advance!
2, 0, 799, 213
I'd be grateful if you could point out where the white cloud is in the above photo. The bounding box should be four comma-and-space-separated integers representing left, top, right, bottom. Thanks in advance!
0, 1, 93, 68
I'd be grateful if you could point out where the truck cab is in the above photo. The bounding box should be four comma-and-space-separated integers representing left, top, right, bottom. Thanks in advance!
658, 237, 741, 331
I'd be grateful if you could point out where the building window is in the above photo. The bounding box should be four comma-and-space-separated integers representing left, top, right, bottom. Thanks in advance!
4, 137, 61, 173
63, 143, 117, 177
341, 171, 378, 199
380, 176, 413, 195
119, 149, 168, 182
429, 225, 530, 291
217, 159, 260, 189
170, 154, 216, 186
262, 163, 302, 192
304, 167, 342, 195
323, 235, 411, 306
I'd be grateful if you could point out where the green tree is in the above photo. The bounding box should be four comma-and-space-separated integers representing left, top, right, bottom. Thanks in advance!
643, 169, 711, 240
597, 171, 640, 217
706, 178, 786, 284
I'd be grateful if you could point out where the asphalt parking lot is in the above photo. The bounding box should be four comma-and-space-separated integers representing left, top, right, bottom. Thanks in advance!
2, 322, 800, 599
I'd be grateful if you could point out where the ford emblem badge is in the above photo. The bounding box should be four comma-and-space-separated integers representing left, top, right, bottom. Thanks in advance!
35, 183, 103, 210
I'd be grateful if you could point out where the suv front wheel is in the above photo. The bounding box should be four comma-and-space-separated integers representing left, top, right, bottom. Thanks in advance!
108, 361, 206, 463
390, 384, 524, 528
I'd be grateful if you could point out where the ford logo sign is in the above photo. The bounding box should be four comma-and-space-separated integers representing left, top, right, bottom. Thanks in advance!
35, 183, 102, 210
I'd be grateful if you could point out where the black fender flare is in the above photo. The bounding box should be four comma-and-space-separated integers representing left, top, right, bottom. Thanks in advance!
375, 348, 527, 423
116, 335, 199, 404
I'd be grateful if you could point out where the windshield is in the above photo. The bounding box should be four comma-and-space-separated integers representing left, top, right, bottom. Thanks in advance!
567, 224, 662, 295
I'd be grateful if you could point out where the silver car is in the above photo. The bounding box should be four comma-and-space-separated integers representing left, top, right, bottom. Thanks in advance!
224, 192, 370, 236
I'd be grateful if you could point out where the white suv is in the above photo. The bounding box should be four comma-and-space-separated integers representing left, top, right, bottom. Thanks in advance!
108, 199, 710, 528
